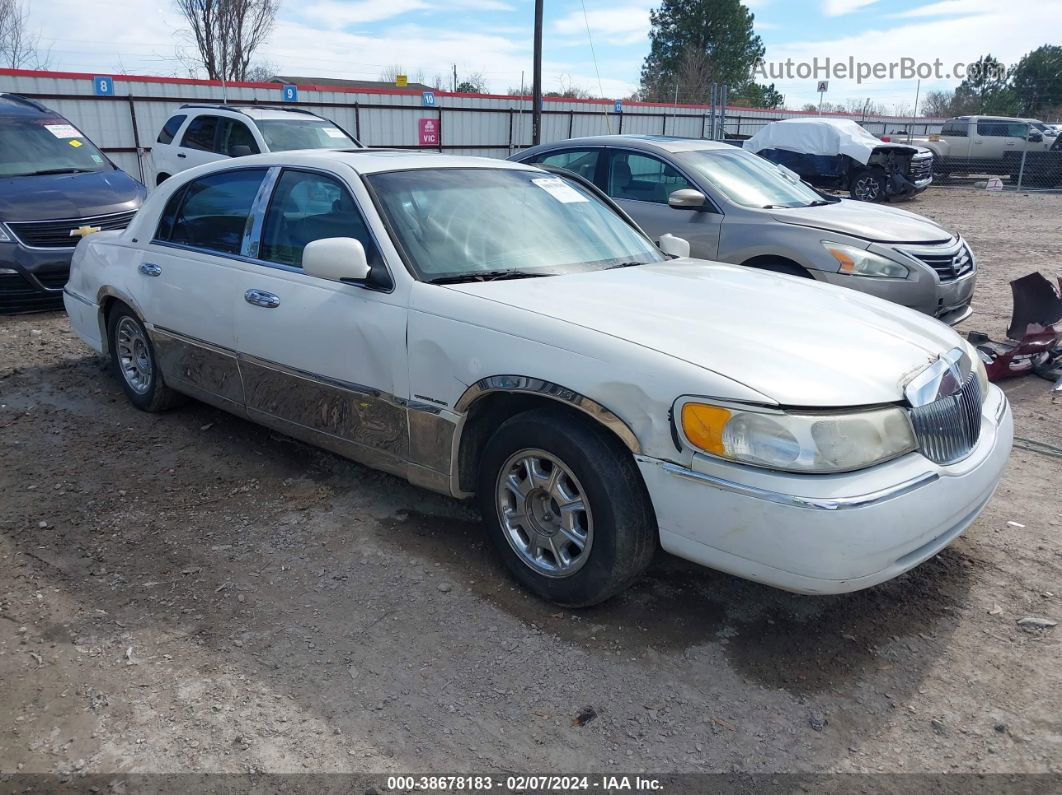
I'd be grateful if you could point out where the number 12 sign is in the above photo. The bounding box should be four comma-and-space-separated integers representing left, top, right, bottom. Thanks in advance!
419, 118, 439, 147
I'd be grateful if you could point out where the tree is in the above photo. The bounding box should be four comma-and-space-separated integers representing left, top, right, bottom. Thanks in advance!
245, 60, 277, 82
176, 0, 279, 82
455, 71, 487, 94
733, 81, 783, 109
0, 0, 48, 69
1010, 45, 1062, 117
952, 54, 1017, 116
545, 74, 594, 99
920, 89, 956, 117
639, 0, 764, 103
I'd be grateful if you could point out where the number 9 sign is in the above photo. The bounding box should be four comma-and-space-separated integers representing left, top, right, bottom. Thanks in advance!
283, 84, 298, 103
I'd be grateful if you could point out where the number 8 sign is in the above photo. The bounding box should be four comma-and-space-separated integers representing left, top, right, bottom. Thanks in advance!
93, 77, 113, 96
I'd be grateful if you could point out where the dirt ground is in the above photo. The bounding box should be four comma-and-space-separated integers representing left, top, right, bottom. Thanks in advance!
0, 188, 1059, 779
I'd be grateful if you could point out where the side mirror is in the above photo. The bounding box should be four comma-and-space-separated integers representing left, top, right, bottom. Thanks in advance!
1028, 132, 1043, 143
303, 237, 371, 283
658, 233, 691, 258
230, 145, 254, 157
668, 188, 707, 210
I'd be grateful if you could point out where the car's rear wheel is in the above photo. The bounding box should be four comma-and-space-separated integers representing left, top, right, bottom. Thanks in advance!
477, 407, 656, 607
850, 168, 887, 201
107, 305, 183, 412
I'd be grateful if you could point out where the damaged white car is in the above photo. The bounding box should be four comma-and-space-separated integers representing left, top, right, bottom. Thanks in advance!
63, 151, 1013, 606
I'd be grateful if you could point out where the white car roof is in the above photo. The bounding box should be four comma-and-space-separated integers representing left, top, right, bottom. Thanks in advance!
189, 148, 543, 175
182, 105, 328, 122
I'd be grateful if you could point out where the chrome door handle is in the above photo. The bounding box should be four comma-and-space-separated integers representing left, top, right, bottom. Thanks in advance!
138, 262, 162, 277
244, 289, 280, 308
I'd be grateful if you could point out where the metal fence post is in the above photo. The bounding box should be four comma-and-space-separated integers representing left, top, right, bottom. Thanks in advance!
354, 102, 361, 142
568, 109, 574, 138
508, 108, 514, 154
126, 95, 145, 184
1016, 121, 1029, 191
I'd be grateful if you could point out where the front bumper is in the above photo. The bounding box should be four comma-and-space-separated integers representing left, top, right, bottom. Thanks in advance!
0, 240, 73, 313
638, 385, 1012, 594
815, 239, 976, 325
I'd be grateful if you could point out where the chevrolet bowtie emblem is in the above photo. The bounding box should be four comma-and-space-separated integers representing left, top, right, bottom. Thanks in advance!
69, 225, 102, 238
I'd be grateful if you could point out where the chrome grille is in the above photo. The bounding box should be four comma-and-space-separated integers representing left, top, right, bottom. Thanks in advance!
908, 155, 933, 181
7, 210, 136, 249
909, 373, 983, 465
902, 241, 974, 283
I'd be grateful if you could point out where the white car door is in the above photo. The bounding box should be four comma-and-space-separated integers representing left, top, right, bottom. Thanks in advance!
230, 168, 410, 470
151, 112, 191, 181
604, 149, 722, 259
172, 114, 227, 173
137, 166, 271, 406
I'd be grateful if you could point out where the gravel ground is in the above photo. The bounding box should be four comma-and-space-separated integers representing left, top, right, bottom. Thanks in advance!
0, 188, 1059, 778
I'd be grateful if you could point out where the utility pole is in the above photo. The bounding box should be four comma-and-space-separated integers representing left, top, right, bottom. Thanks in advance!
532, 0, 543, 145
452, 64, 457, 93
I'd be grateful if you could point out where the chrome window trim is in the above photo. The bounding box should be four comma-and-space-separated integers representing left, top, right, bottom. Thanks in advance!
151, 164, 396, 293
660, 461, 939, 511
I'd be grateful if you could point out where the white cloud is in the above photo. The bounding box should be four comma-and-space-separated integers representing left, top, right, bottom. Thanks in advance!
299, 0, 513, 30
552, 4, 653, 46
822, 0, 880, 17
763, 0, 1061, 108
889, 0, 978, 18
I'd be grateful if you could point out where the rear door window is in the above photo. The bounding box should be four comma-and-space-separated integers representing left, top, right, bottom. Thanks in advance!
181, 115, 220, 151
155, 168, 267, 255
157, 114, 187, 145
530, 149, 600, 182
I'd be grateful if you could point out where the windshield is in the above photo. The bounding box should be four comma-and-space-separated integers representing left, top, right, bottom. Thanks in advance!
368, 168, 664, 282
0, 117, 112, 177
675, 148, 829, 209
255, 119, 357, 152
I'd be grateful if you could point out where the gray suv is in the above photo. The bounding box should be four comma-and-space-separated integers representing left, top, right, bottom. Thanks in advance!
511, 135, 975, 325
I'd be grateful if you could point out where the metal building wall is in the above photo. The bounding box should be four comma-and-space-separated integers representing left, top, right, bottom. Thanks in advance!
0, 69, 946, 187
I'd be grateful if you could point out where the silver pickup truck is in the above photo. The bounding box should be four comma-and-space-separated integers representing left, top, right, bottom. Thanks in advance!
907, 115, 1061, 184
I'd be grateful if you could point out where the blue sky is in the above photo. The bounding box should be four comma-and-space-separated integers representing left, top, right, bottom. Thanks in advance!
28, 0, 1062, 111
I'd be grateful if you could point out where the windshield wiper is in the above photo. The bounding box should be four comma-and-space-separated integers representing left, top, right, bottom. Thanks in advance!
427, 269, 551, 285
604, 260, 652, 269
17, 168, 94, 176
805, 199, 835, 207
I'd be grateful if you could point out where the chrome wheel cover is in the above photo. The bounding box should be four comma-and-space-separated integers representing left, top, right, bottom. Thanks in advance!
854, 175, 881, 201
115, 316, 153, 395
495, 449, 593, 578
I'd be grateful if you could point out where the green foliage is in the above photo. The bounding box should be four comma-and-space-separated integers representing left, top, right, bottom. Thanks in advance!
639, 0, 764, 104
734, 81, 784, 109
1010, 45, 1062, 117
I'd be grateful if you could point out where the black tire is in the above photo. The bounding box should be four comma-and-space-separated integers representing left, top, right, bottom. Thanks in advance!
107, 304, 184, 412
849, 168, 887, 202
477, 407, 656, 607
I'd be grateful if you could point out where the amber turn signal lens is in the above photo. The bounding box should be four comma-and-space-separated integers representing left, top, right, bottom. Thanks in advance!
680, 403, 732, 455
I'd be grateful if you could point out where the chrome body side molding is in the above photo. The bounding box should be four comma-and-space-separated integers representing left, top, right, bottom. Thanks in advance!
660, 461, 940, 511
454, 375, 642, 455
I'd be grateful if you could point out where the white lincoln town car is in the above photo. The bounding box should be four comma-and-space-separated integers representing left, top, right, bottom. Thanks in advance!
63, 150, 1013, 606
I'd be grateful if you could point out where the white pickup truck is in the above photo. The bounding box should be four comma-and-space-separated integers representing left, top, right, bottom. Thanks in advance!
903, 115, 1061, 184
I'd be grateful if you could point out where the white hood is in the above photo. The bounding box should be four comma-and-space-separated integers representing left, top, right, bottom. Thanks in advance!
446, 261, 961, 408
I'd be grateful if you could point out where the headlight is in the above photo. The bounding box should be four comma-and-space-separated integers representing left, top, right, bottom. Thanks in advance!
965, 341, 990, 400
680, 400, 917, 473
822, 241, 909, 278
0, 223, 12, 243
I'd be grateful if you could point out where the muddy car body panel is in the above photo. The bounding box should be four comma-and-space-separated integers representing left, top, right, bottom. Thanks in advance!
65, 150, 1011, 602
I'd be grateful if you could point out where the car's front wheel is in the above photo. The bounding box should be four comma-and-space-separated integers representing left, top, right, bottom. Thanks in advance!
477, 408, 656, 607
107, 305, 183, 412
850, 168, 887, 201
